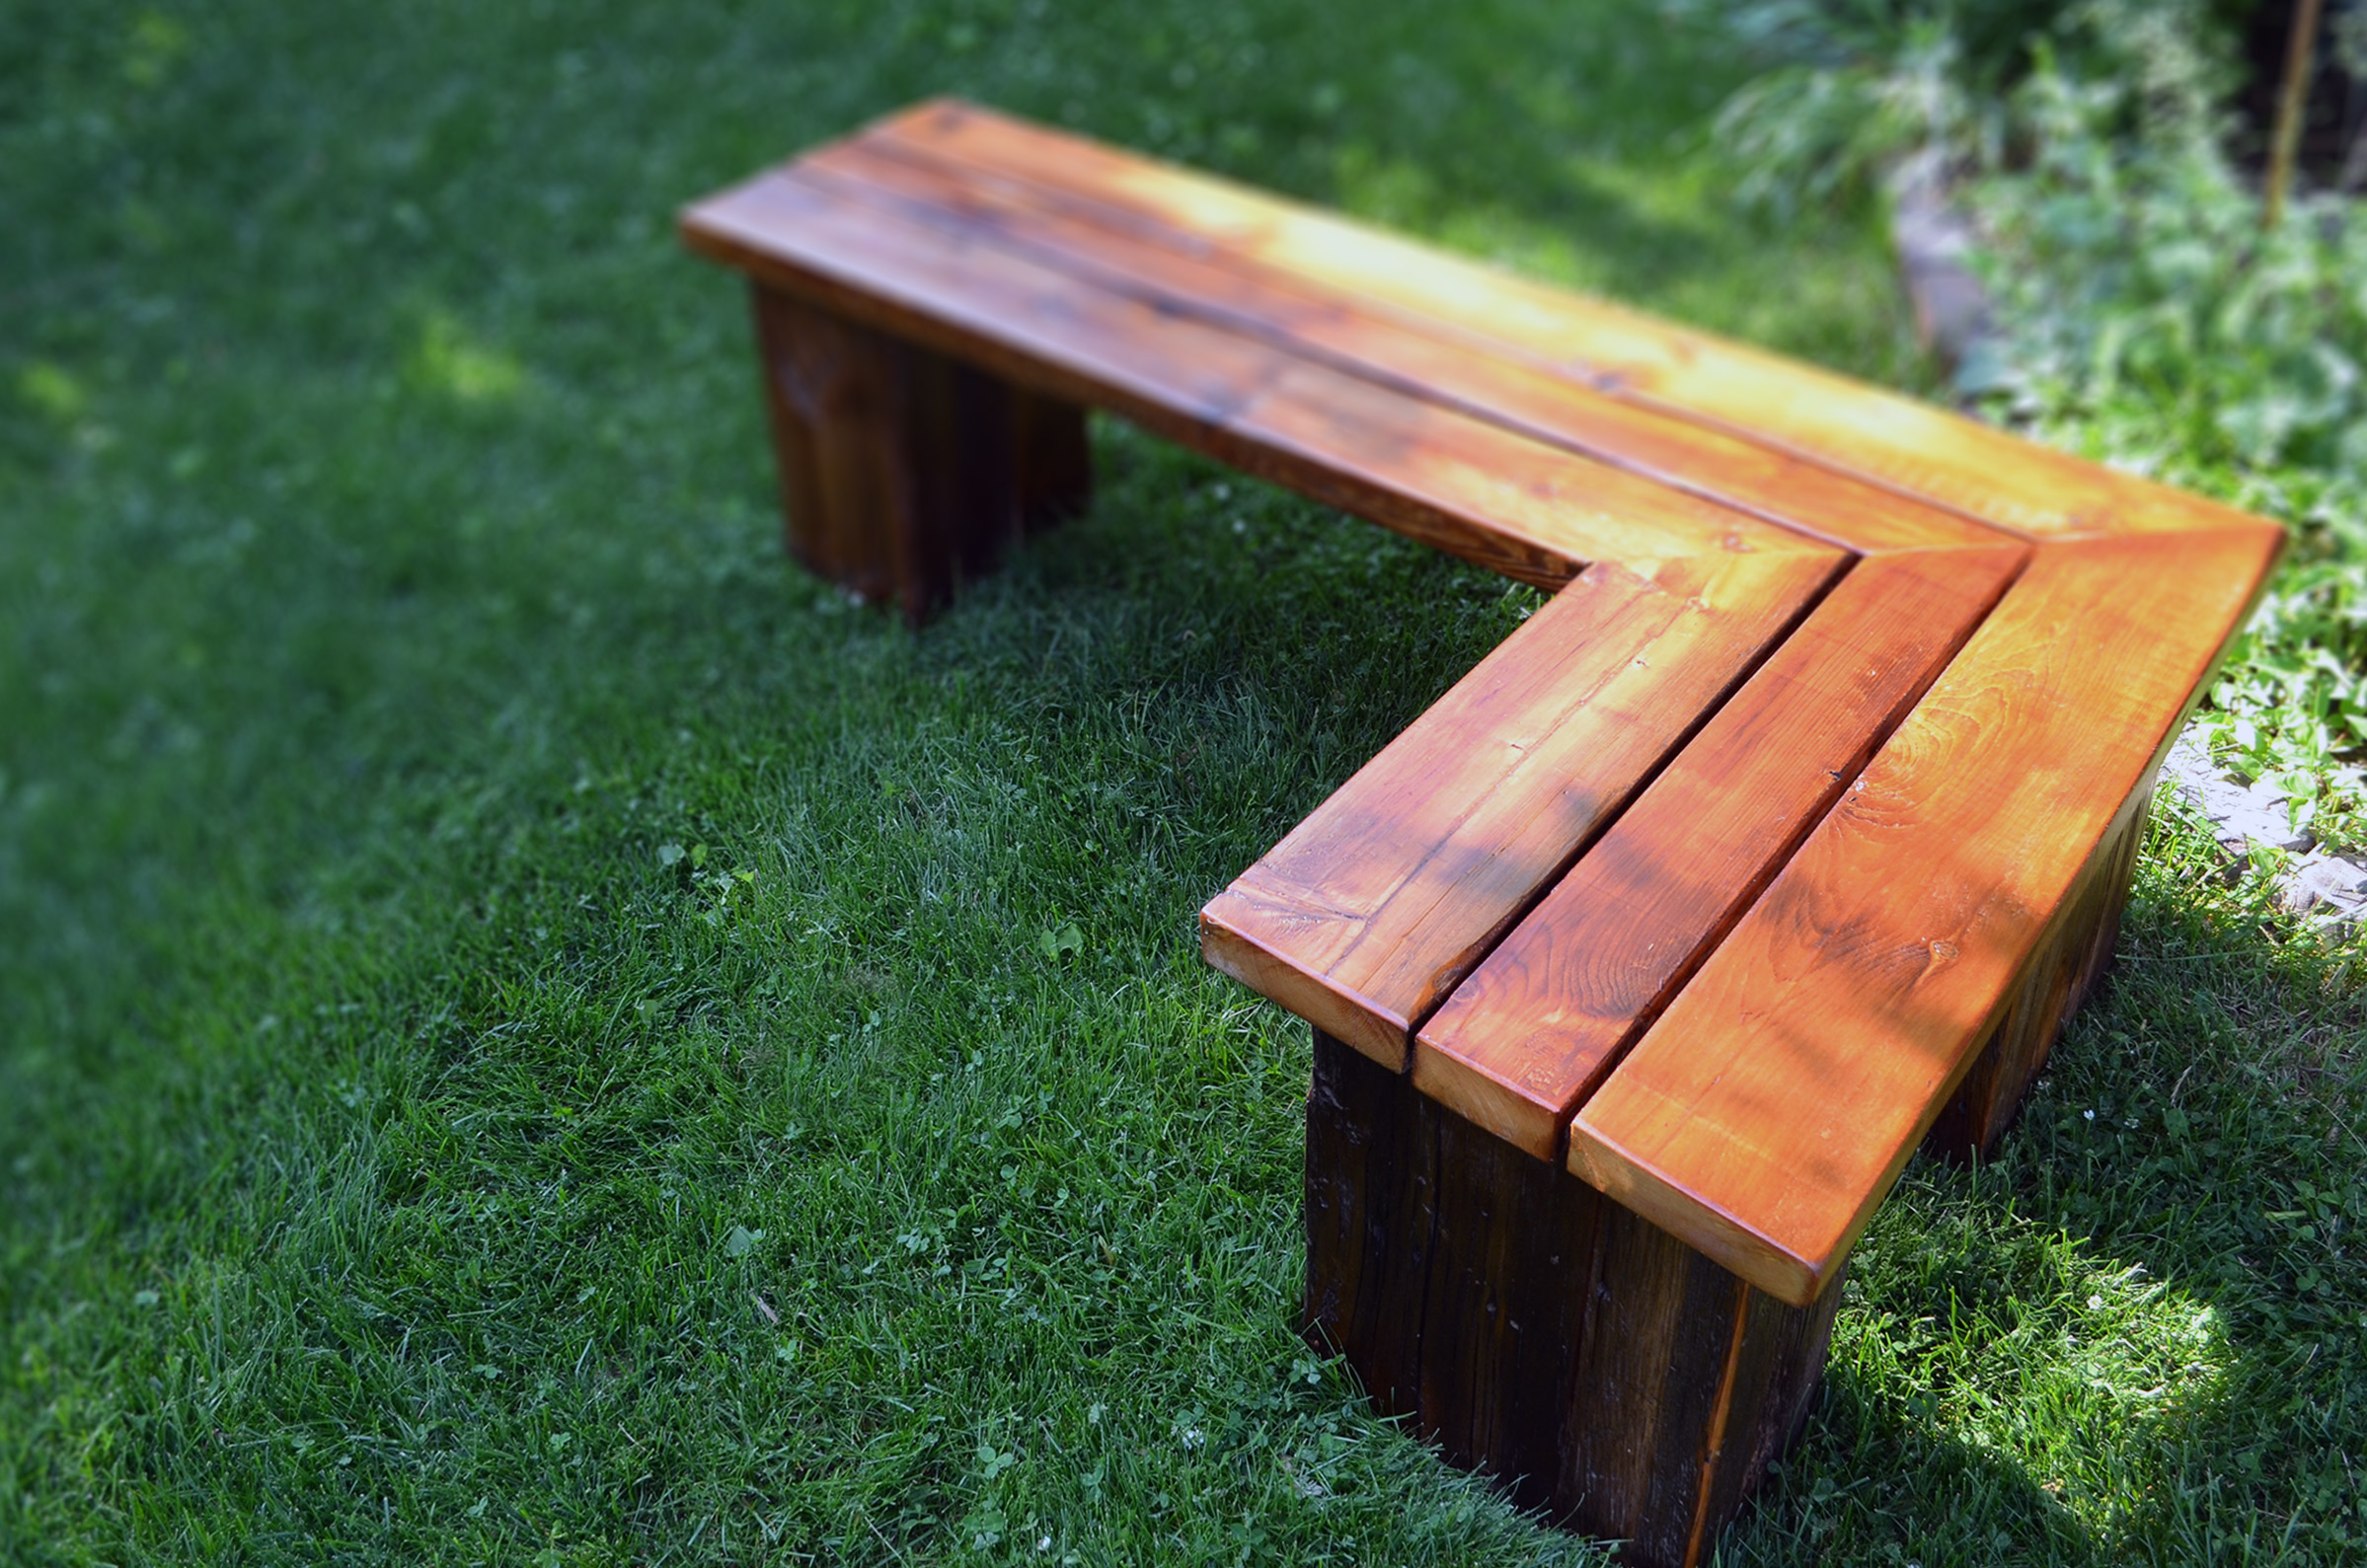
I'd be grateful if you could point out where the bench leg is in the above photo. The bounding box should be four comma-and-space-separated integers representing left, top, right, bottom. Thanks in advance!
1927, 797, 2149, 1158
747, 285, 1092, 623
1306, 1029, 1844, 1568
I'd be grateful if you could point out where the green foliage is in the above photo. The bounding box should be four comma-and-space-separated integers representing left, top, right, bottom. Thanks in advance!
3, 0, 2364, 1563
1674, 0, 2238, 218
1696, 0, 2367, 850
1959, 30, 2367, 846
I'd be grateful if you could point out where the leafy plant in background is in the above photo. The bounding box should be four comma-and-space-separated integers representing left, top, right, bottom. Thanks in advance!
1961, 6, 2367, 852
1690, 0, 2367, 861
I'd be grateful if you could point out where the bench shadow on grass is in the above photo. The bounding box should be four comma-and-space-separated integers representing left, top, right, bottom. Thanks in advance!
1711, 846, 2362, 1567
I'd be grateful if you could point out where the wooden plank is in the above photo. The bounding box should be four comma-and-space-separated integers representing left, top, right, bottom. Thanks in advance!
801, 134, 1996, 556
1010, 383, 1093, 533
683, 169, 1828, 588
1565, 528, 2284, 1306
1413, 544, 2024, 1158
880, 100, 2262, 542
1201, 547, 1842, 1069
1922, 799, 2148, 1158
1304, 1024, 1434, 1416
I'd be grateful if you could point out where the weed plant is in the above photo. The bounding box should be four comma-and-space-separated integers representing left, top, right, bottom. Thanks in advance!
3, 1, 2363, 1564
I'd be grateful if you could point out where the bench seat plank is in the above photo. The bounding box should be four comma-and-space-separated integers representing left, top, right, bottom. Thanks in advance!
801, 130, 1996, 556
1565, 529, 2282, 1305
683, 169, 1826, 586
1413, 543, 2024, 1159
884, 100, 2262, 543
1201, 549, 1840, 1067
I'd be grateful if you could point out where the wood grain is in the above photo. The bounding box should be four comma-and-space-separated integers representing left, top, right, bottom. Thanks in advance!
1306, 1029, 1844, 1568
686, 168, 1828, 590
1413, 544, 2024, 1157
692, 105, 2294, 1562
800, 132, 1994, 555
749, 287, 910, 606
1201, 548, 1841, 1069
749, 287, 1089, 619
1923, 800, 2149, 1158
1566, 529, 2284, 1305
881, 99, 2264, 544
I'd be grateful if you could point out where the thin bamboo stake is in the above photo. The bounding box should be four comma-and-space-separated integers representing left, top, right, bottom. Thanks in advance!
2265, 0, 2328, 229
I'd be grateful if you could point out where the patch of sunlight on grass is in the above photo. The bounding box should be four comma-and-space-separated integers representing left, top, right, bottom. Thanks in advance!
1968, 1262, 2231, 1518
406, 309, 527, 406
122, 8, 191, 90
1844, 1222, 2238, 1551
18, 361, 89, 423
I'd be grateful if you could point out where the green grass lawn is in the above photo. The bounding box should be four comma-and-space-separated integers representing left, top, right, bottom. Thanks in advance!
4, 1, 2364, 1562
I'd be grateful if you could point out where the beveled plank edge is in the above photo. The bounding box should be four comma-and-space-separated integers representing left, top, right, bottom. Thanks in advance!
886, 99, 2281, 549
1567, 771, 2159, 1307
1411, 1044, 1571, 1161
1202, 910, 1413, 1071
1564, 523, 2286, 1306
1200, 550, 1848, 1082
1409, 544, 2027, 1164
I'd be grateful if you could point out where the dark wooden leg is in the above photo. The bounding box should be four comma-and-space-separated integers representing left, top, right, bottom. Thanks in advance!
1306, 1030, 1844, 1568
1926, 796, 2148, 1158
1013, 384, 1093, 533
747, 285, 1092, 622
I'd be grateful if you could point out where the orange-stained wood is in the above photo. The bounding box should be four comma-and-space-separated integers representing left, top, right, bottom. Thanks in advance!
1566, 528, 2284, 1306
1413, 543, 2024, 1158
1200, 549, 1842, 1068
798, 132, 1995, 556
683, 168, 1827, 588
1924, 800, 2148, 1158
884, 99, 2262, 543
687, 104, 2293, 1565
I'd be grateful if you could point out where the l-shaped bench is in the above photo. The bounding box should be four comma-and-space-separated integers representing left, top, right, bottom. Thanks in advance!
681, 100, 2282, 1566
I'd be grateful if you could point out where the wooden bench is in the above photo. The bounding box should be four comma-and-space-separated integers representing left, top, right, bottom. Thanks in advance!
680, 100, 2282, 1566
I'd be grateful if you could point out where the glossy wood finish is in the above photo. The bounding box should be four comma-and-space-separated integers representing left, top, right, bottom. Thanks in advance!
1308, 1029, 1844, 1568
685, 102, 2290, 1563
1202, 550, 1841, 1069
1926, 801, 2148, 1158
1413, 545, 2023, 1158
794, 131, 1992, 555
1567, 530, 2283, 1305
689, 163, 1831, 592
880, 99, 2263, 541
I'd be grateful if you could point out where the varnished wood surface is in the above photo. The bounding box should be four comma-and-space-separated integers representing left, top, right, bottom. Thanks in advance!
750, 289, 909, 606
796, 130, 1994, 556
1925, 803, 2148, 1158
686, 164, 1831, 590
750, 287, 1091, 620
1566, 530, 2284, 1304
1202, 550, 1842, 1068
689, 103, 2290, 1320
878, 99, 2265, 544
1413, 544, 2023, 1157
